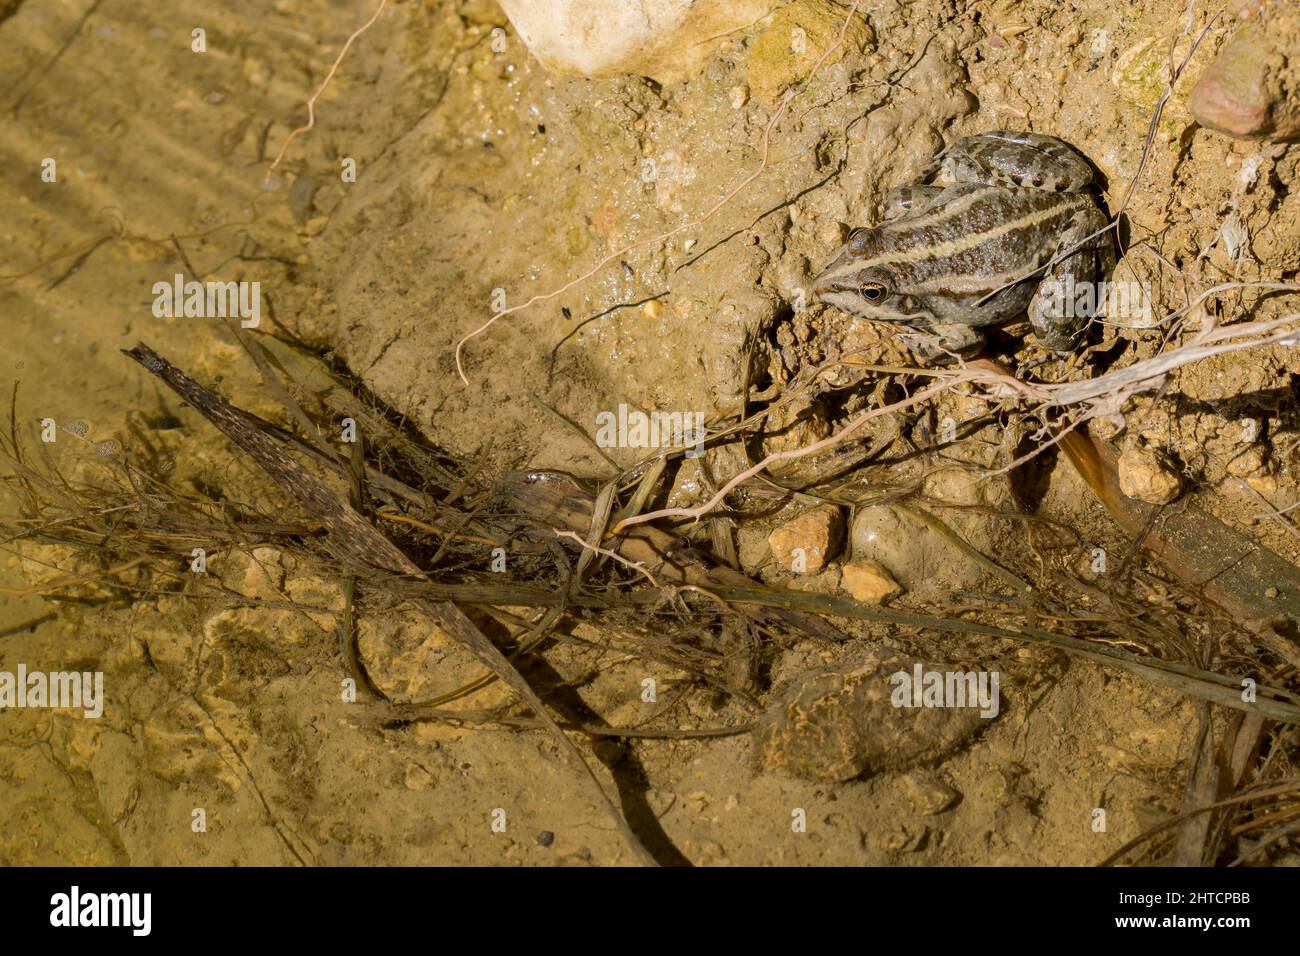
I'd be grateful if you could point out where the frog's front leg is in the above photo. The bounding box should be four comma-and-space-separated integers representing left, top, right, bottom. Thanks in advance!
881, 184, 947, 220
1027, 206, 1113, 351
901, 320, 985, 365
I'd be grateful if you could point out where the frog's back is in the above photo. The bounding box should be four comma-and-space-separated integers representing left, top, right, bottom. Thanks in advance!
935, 131, 1096, 192
861, 183, 1096, 299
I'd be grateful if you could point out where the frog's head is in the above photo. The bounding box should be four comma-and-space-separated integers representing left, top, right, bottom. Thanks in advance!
813, 228, 928, 323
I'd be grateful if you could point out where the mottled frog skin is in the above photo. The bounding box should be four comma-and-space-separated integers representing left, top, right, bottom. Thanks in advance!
813, 130, 1115, 362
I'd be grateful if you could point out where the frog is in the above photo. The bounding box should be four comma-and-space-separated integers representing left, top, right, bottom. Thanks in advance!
812, 130, 1116, 363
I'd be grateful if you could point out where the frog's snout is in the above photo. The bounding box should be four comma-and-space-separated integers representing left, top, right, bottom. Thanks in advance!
813, 244, 859, 300
813, 268, 857, 299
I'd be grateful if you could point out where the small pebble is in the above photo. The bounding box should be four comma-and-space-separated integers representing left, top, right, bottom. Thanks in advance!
1117, 443, 1182, 505
1226, 445, 1267, 477
537, 830, 555, 847
841, 559, 903, 605
768, 505, 844, 573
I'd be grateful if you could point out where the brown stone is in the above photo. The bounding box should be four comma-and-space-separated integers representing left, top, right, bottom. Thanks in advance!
1189, 12, 1300, 141
767, 505, 844, 572
753, 655, 997, 782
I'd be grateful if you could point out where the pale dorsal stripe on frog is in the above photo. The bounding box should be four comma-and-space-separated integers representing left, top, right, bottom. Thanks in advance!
870, 186, 989, 235
852, 189, 1092, 270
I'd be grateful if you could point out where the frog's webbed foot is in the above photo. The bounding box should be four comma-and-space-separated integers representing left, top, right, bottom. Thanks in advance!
899, 321, 985, 366
1027, 207, 1114, 351
881, 185, 947, 221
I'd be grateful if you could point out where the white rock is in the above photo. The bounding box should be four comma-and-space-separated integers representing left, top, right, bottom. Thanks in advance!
498, 0, 778, 82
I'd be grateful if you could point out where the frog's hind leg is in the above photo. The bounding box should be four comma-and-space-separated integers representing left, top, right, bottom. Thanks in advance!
1027, 207, 1114, 352
935, 131, 1094, 192
881, 184, 946, 221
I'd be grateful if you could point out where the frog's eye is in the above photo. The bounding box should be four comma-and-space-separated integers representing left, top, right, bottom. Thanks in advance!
859, 281, 888, 301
